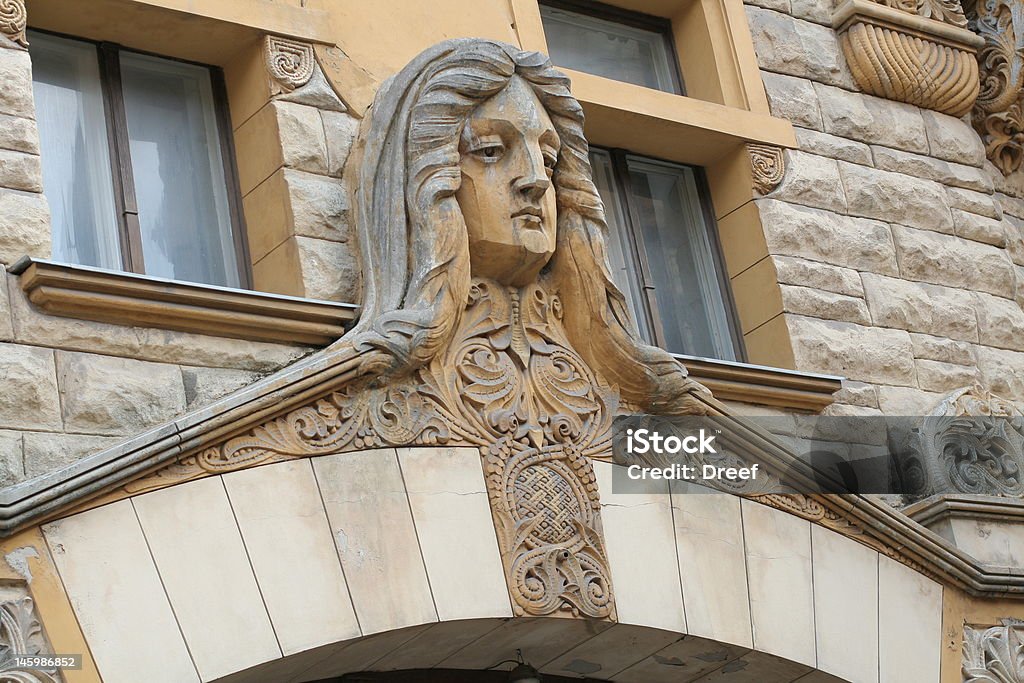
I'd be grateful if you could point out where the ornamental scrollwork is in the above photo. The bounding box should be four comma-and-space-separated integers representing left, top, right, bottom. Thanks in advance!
749, 144, 785, 195
963, 620, 1024, 683
0, 597, 59, 683
0, 0, 27, 48
264, 35, 315, 93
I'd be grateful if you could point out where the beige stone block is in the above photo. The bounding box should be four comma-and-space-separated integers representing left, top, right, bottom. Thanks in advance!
910, 332, 975, 365
840, 162, 953, 233
746, 0, 791, 12
878, 556, 942, 683
757, 199, 898, 275
322, 109, 359, 178
760, 71, 822, 130
223, 460, 359, 656
23, 431, 122, 478
286, 169, 352, 242
0, 429, 21, 486
0, 149, 41, 192
915, 358, 979, 393
593, 461, 685, 633
296, 235, 360, 303
131, 324, 310, 373
815, 82, 928, 154
832, 379, 878, 409
56, 351, 186, 436
0, 269, 12, 341
876, 385, 946, 415
275, 100, 329, 175
862, 274, 979, 342
946, 186, 1002, 221
741, 499, 815, 667
892, 224, 1015, 298
181, 366, 261, 411
769, 150, 847, 212
974, 291, 1024, 352
541, 623, 681, 679
613, 634, 750, 681
795, 127, 872, 165
671, 484, 752, 648
951, 210, 1008, 247
0, 50, 34, 119
133, 477, 281, 680
43, 500, 199, 683
0, 188, 50, 264
786, 316, 916, 386
0, 113, 39, 154
1017, 265, 1024, 309
789, 0, 833, 25
871, 146, 992, 194
0, 343, 60, 430
780, 284, 870, 325
811, 525, 878, 683
977, 345, 1024, 402
922, 110, 986, 167
746, 7, 854, 89
772, 255, 863, 297
396, 446, 510, 621
313, 448, 437, 634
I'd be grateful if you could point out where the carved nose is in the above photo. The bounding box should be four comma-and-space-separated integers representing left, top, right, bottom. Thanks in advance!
515, 173, 550, 202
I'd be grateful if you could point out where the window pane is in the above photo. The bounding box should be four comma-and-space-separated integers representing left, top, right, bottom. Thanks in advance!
625, 156, 735, 360
540, 5, 678, 93
29, 32, 122, 269
589, 149, 653, 343
119, 52, 240, 287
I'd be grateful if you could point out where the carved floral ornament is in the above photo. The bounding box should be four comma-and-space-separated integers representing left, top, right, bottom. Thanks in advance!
0, 596, 59, 682
963, 620, 1024, 683
0, 0, 27, 48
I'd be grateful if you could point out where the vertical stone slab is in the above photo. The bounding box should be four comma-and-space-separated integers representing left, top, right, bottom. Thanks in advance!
741, 499, 816, 668
811, 525, 879, 683
223, 459, 360, 656
312, 448, 437, 634
42, 500, 199, 683
672, 483, 753, 648
133, 476, 281, 680
593, 461, 686, 633
878, 555, 942, 683
396, 446, 511, 620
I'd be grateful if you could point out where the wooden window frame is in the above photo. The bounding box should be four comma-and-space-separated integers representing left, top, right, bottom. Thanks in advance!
596, 147, 746, 361
539, 0, 687, 95
31, 29, 253, 289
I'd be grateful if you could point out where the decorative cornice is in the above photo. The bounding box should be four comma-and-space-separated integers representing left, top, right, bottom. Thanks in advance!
963, 620, 1024, 682
0, 0, 27, 48
833, 0, 983, 117
749, 144, 785, 194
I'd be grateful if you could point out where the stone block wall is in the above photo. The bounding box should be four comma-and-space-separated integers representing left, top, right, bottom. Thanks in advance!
744, 0, 1024, 415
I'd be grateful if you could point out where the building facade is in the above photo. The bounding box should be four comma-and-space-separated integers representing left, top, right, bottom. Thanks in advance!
0, 0, 1021, 681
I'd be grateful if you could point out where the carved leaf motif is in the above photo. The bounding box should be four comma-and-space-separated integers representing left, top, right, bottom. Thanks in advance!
963, 622, 1024, 683
0, 598, 59, 683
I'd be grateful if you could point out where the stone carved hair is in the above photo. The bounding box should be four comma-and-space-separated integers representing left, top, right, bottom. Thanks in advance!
344, 38, 707, 414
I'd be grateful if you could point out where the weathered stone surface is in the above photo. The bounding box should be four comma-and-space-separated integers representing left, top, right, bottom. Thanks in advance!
910, 332, 975, 365
1004, 215, 1024, 265
815, 82, 928, 154
946, 186, 1002, 221
321, 109, 359, 178
976, 346, 1024, 402
769, 150, 846, 211
870, 146, 993, 194
274, 101, 329, 175
862, 274, 979, 342
747, 7, 854, 89
891, 225, 1015, 298
921, 111, 986, 168
876, 385, 947, 415
915, 359, 979, 393
0, 429, 22, 486
786, 315, 916, 386
0, 343, 60, 430
0, 50, 33, 119
0, 272, 12, 342
757, 199, 898, 275
0, 114, 38, 154
296, 235, 360, 302
832, 380, 878, 409
840, 162, 953, 233
56, 351, 187, 436
23, 431, 123, 479
780, 284, 870, 324
761, 71, 822, 130
284, 168, 351, 242
0, 149, 41, 193
951, 210, 1008, 247
181, 366, 262, 411
772, 255, 863, 297
996, 191, 1024, 220
789, 0, 833, 25
0, 189, 50, 264
974, 292, 1024, 352
794, 127, 871, 165
1017, 265, 1024, 309
745, 0, 791, 11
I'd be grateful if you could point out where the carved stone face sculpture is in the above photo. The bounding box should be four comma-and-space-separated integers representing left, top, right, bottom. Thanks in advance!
455, 76, 560, 287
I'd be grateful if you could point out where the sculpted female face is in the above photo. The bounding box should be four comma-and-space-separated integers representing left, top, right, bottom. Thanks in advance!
456, 76, 560, 287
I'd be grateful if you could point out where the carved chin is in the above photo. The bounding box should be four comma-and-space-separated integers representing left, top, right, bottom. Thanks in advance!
469, 237, 555, 286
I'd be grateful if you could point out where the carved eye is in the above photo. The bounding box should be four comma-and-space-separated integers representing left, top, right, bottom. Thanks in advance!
543, 151, 557, 173
474, 144, 505, 161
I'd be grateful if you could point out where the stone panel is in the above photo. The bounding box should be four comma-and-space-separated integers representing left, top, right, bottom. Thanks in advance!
974, 291, 1024, 352
780, 284, 870, 325
861, 274, 979, 342
951, 210, 1008, 247
877, 556, 942, 683
321, 109, 359, 178
760, 71, 822, 130
285, 168, 352, 242
946, 186, 1002, 221
909, 332, 975, 365
915, 359, 979, 393
815, 82, 928, 153
840, 162, 953, 233
275, 100, 329, 175
921, 110, 986, 167
794, 127, 872, 165
870, 146, 992, 193
0, 113, 39, 154
769, 150, 847, 212
0, 149, 42, 192
772, 255, 863, 297
0, 189, 50, 264
296, 235, 360, 302
746, 7, 854, 89
786, 315, 916, 386
891, 225, 1015, 298
976, 345, 1024, 401
0, 343, 60, 430
0, 50, 34, 119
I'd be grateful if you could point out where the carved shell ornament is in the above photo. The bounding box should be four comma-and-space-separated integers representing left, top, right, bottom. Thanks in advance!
138, 39, 711, 620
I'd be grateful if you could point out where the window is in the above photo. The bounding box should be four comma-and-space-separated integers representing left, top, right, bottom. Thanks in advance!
540, 0, 683, 94
28, 31, 248, 288
590, 149, 740, 361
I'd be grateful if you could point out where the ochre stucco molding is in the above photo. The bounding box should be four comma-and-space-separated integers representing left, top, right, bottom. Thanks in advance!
0, 0, 27, 48
833, 0, 983, 117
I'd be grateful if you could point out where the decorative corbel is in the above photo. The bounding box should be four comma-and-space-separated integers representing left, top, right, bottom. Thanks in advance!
963, 620, 1024, 682
0, 0, 28, 48
263, 35, 346, 112
749, 143, 785, 194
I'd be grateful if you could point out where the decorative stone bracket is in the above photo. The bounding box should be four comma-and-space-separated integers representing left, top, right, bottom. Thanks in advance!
263, 34, 347, 113
963, 619, 1024, 682
833, 0, 984, 117
0, 0, 27, 48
